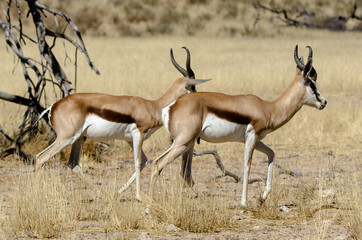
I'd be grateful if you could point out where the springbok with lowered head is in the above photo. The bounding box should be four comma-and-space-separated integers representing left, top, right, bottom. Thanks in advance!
149, 45, 327, 206
35, 47, 211, 200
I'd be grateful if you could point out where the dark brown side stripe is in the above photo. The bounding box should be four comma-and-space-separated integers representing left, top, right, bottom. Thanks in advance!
208, 106, 251, 125
88, 107, 135, 124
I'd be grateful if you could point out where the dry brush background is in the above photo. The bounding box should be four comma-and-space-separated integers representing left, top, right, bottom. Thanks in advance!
0, 0, 361, 239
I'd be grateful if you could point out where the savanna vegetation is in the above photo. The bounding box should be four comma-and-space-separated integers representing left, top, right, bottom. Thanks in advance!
0, 0, 361, 239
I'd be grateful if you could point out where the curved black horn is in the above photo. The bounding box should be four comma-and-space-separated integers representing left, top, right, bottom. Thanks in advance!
170, 48, 188, 77
306, 46, 313, 61
294, 45, 304, 70
182, 46, 195, 79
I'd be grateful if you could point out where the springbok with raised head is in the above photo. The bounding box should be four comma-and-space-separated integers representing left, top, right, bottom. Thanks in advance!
35, 47, 211, 200
149, 45, 327, 206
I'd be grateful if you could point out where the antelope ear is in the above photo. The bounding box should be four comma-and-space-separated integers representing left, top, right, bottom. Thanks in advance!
299, 56, 305, 65
303, 59, 313, 83
309, 68, 317, 81
185, 78, 212, 87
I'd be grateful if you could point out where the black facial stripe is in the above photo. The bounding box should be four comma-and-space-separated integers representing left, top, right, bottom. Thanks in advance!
309, 81, 321, 101
309, 81, 316, 91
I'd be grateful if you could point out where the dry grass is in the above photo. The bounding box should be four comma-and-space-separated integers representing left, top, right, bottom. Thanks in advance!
4, 168, 151, 238
1, 165, 234, 238
336, 168, 362, 239
0, 28, 361, 238
148, 175, 233, 233
8, 171, 75, 238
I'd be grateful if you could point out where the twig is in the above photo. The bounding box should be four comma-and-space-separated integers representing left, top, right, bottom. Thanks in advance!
35, 1, 100, 75
0, 147, 34, 163
193, 149, 241, 182
275, 163, 303, 177
0, 125, 14, 142
311, 203, 352, 215
254, 0, 362, 30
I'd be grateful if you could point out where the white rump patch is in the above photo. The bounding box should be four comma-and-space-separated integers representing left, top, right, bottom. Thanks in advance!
162, 100, 176, 136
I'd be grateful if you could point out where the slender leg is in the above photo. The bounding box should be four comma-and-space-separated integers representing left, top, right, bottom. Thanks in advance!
35, 138, 73, 172
118, 142, 148, 194
241, 125, 258, 207
132, 132, 145, 200
65, 136, 100, 193
181, 145, 195, 187
254, 141, 275, 204
67, 136, 86, 169
149, 142, 193, 199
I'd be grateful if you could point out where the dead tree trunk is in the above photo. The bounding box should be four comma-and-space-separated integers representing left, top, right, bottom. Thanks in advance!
0, 0, 100, 162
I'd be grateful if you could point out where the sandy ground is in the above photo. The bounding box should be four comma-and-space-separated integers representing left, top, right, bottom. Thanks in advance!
0, 139, 359, 240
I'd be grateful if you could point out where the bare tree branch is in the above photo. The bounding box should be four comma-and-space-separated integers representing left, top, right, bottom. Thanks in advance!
254, 0, 362, 31
0, 147, 34, 163
0, 90, 46, 120
26, 0, 72, 98
0, 0, 100, 161
35, 1, 100, 75
0, 125, 14, 143
254, 2, 313, 28
193, 149, 240, 182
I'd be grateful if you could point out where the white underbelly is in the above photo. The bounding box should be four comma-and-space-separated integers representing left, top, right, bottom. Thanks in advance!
83, 114, 137, 142
200, 114, 247, 143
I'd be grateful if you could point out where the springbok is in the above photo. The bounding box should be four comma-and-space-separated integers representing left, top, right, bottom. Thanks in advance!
35, 47, 211, 200
149, 45, 327, 206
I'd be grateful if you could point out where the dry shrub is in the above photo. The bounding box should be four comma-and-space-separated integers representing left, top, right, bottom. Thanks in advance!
346, 201, 362, 240
295, 182, 316, 220
73, 6, 103, 35
124, 2, 155, 23
7, 169, 152, 237
21, 124, 54, 160
8, 171, 75, 238
336, 171, 362, 239
107, 198, 149, 231
149, 175, 233, 233
251, 181, 287, 220
71, 187, 103, 222
251, 178, 318, 222
0, 205, 11, 239
82, 140, 115, 163
71, 173, 151, 231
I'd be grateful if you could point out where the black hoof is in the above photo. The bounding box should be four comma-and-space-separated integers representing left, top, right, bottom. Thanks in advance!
257, 196, 265, 205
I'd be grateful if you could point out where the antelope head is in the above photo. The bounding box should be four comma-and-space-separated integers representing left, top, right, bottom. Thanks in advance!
294, 45, 327, 110
170, 47, 210, 94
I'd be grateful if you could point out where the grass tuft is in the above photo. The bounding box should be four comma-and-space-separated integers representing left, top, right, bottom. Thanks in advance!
148, 175, 233, 233
8, 171, 75, 238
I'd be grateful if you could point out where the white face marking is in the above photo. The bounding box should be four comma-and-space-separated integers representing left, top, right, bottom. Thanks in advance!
200, 114, 247, 143
304, 80, 326, 110
84, 114, 138, 141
